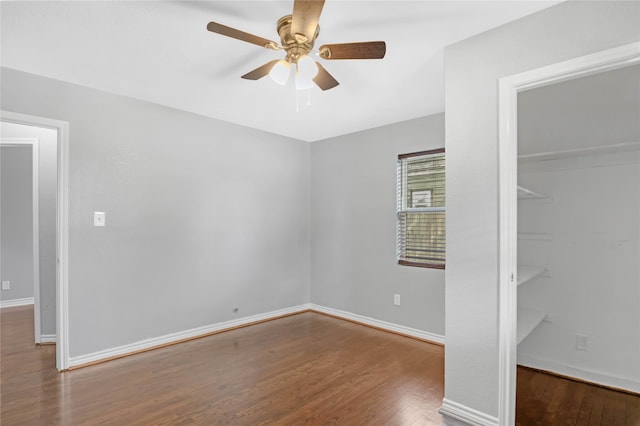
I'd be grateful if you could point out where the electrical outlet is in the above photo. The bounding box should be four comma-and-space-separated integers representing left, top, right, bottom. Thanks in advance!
576, 334, 589, 351
94, 212, 106, 227
1, 281, 9, 290
393, 294, 401, 306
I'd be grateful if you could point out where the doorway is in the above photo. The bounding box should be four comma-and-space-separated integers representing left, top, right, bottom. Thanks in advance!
0, 111, 70, 371
497, 42, 640, 423
0, 137, 43, 342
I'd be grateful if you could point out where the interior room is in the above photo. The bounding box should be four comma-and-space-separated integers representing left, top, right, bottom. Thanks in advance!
1, 122, 58, 342
1, 1, 638, 425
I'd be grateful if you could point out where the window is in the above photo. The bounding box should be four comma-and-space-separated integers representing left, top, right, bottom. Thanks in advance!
396, 149, 445, 268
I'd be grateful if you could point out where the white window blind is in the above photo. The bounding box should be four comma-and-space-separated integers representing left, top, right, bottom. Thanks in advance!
397, 149, 446, 268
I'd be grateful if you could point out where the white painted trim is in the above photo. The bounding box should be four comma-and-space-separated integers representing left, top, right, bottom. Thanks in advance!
440, 398, 499, 426
497, 61, 519, 426
0, 137, 41, 344
40, 334, 57, 344
517, 355, 640, 395
68, 303, 446, 369
500, 43, 640, 93
69, 304, 310, 368
1, 110, 70, 371
0, 297, 35, 308
309, 303, 445, 345
497, 42, 640, 425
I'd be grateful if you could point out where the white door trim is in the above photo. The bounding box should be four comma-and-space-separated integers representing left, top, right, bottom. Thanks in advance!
0, 111, 70, 371
497, 42, 640, 425
0, 137, 41, 343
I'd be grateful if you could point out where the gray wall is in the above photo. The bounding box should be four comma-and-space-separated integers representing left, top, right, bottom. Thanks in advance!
444, 0, 640, 418
1, 67, 311, 358
1, 122, 57, 335
1, 146, 34, 301
310, 114, 445, 336
518, 64, 640, 155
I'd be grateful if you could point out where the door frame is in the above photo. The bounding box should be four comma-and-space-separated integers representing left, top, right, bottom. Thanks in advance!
1, 111, 70, 371
0, 138, 41, 341
497, 42, 640, 425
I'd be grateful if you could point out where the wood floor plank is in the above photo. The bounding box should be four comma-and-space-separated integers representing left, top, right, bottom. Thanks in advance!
611, 391, 628, 426
541, 377, 572, 424
517, 368, 552, 425
626, 392, 640, 425
563, 382, 587, 426
589, 386, 606, 425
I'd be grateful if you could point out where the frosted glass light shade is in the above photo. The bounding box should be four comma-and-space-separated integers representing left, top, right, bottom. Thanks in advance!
269, 60, 291, 85
295, 55, 318, 90
295, 74, 314, 90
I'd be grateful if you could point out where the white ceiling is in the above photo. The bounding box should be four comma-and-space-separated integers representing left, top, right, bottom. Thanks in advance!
1, 1, 559, 142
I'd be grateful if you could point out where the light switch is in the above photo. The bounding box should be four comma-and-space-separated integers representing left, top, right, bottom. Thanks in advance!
394, 294, 401, 306
94, 212, 106, 227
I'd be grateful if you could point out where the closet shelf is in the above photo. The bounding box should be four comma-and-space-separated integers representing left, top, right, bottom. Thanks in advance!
517, 185, 550, 200
518, 232, 552, 241
517, 308, 546, 344
517, 265, 547, 286
518, 141, 640, 163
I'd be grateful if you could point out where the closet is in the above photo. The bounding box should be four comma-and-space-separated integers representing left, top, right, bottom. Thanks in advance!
515, 64, 640, 393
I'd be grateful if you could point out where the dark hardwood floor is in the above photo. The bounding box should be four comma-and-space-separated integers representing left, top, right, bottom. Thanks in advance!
2, 305, 638, 425
1, 306, 444, 425
516, 365, 640, 426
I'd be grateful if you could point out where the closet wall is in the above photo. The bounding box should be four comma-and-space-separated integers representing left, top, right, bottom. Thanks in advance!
516, 65, 640, 392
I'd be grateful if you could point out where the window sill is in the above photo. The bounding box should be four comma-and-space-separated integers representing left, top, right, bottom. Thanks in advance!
398, 260, 445, 270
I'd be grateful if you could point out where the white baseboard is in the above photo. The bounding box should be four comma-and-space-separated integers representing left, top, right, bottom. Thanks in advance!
69, 304, 310, 369
0, 297, 34, 308
439, 398, 499, 426
309, 303, 445, 345
517, 354, 640, 394
40, 334, 56, 344
69, 303, 445, 370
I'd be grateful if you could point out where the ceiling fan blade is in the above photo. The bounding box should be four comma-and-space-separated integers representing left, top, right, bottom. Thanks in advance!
207, 21, 279, 50
291, 0, 325, 43
318, 41, 386, 60
241, 60, 280, 80
313, 63, 339, 91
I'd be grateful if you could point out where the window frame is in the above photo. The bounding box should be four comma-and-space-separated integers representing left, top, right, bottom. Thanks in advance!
397, 148, 446, 269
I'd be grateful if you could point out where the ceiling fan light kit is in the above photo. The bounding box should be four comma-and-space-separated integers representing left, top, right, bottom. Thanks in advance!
207, 0, 386, 92
269, 60, 291, 85
295, 55, 318, 89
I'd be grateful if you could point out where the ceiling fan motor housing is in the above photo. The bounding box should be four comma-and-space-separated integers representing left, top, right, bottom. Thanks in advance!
277, 14, 319, 64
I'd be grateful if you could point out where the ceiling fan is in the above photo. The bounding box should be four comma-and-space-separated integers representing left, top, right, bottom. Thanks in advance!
206, 0, 386, 91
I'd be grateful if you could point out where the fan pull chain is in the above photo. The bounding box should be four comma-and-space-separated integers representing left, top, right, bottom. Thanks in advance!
295, 89, 312, 112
